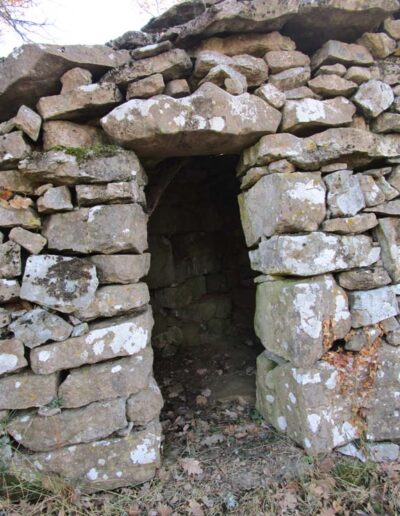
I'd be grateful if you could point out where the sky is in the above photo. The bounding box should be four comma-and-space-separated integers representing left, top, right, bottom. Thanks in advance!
0, 0, 154, 57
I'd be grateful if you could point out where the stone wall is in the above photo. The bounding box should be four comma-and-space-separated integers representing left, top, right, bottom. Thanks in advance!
1, 0, 400, 492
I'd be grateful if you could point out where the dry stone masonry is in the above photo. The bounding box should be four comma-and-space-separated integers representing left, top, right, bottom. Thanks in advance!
1, 0, 400, 491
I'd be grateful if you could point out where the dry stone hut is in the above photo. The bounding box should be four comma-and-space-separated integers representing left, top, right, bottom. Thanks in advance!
0, 0, 400, 492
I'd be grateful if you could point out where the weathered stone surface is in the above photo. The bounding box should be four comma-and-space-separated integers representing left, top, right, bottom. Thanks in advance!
358, 32, 396, 58
143, 0, 205, 31
345, 326, 382, 351
0, 169, 35, 194
0, 206, 40, 229
230, 54, 269, 88
255, 274, 351, 367
10, 308, 73, 349
0, 241, 21, 278
9, 227, 46, 254
265, 50, 310, 73
31, 309, 153, 374
20, 149, 145, 186
249, 233, 380, 276
365, 199, 400, 215
344, 66, 372, 84
285, 86, 319, 100
269, 67, 311, 91
316, 63, 347, 77
8, 398, 127, 452
0, 44, 129, 121
42, 121, 107, 150
0, 370, 58, 409
75, 283, 150, 321
324, 170, 365, 217
375, 217, 400, 282
60, 67, 92, 94
89, 254, 150, 285
384, 18, 400, 40
0, 279, 20, 302
281, 97, 355, 133
37, 186, 73, 213
338, 266, 392, 290
126, 74, 165, 100
20, 255, 98, 314
101, 83, 281, 158
0, 131, 31, 169
0, 105, 42, 141
372, 112, 400, 133
76, 182, 144, 206
353, 80, 394, 118
349, 287, 399, 327
43, 204, 147, 254
238, 173, 326, 246
192, 32, 295, 57
0, 339, 27, 376
307, 75, 358, 97
311, 40, 374, 69
131, 41, 173, 60
102, 49, 192, 87
199, 64, 247, 95
37, 83, 123, 121
388, 165, 400, 190
164, 79, 190, 98
59, 348, 153, 408
107, 31, 154, 50
254, 83, 286, 109
358, 174, 386, 206
12, 421, 161, 493
322, 213, 378, 234
127, 378, 163, 425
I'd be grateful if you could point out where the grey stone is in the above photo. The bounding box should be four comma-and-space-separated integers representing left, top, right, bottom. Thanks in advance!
315, 63, 347, 77
321, 163, 349, 173
281, 97, 355, 133
388, 165, 400, 190
386, 328, 400, 346
0, 105, 42, 141
353, 80, 394, 118
31, 309, 153, 374
249, 233, 380, 276
9, 227, 46, 254
311, 40, 374, 69
357, 174, 386, 207
255, 274, 351, 367
345, 327, 382, 351
381, 316, 400, 332
131, 41, 173, 60
344, 66, 372, 84
375, 217, 400, 282
8, 398, 127, 452
308, 75, 358, 98
338, 266, 392, 290
20, 255, 98, 314
372, 112, 400, 133
0, 169, 36, 194
384, 18, 400, 40
240, 167, 270, 190
42, 121, 107, 151
164, 79, 190, 98
254, 83, 286, 109
0, 309, 10, 329
0, 241, 21, 278
126, 74, 165, 100
238, 173, 326, 247
0, 131, 31, 169
88, 254, 150, 285
127, 378, 163, 425
143, 0, 205, 31
101, 83, 282, 158
37, 186, 73, 213
358, 32, 396, 58
367, 442, 400, 462
20, 149, 145, 186
0, 279, 20, 302
107, 31, 154, 50
75, 283, 150, 321
0, 339, 27, 376
37, 83, 123, 121
199, 64, 247, 95
76, 182, 145, 206
71, 322, 89, 337
265, 50, 310, 74
60, 67, 92, 94
348, 287, 399, 327
269, 67, 311, 91
59, 348, 153, 408
324, 170, 366, 217
364, 200, 400, 215
322, 213, 378, 234
229, 54, 269, 88
284, 86, 320, 100
43, 204, 147, 254
0, 370, 58, 409
9, 308, 73, 349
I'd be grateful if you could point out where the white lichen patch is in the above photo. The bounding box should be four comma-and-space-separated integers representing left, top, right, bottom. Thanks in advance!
130, 438, 157, 465
0, 354, 18, 375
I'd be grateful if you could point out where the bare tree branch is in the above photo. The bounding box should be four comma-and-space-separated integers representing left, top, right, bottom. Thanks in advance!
0, 0, 46, 41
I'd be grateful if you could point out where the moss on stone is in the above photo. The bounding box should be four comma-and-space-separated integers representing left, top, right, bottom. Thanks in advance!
50, 144, 120, 161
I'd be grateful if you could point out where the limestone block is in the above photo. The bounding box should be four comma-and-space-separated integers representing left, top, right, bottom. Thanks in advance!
42, 204, 148, 254
307, 75, 358, 97
282, 86, 319, 100
375, 217, 400, 282
230, 54, 269, 88
0, 370, 58, 409
265, 50, 310, 74
20, 149, 145, 186
322, 213, 378, 234
164, 79, 190, 98
30, 309, 153, 374
324, 170, 365, 217
88, 254, 150, 285
131, 40, 172, 60
0, 279, 20, 302
388, 165, 400, 190
20, 255, 98, 314
8, 398, 127, 452
102, 49, 192, 87
255, 274, 351, 367
0, 131, 31, 170
311, 40, 374, 69
353, 80, 394, 118
75, 283, 150, 321
0, 339, 27, 376
127, 378, 164, 425
365, 200, 400, 215
384, 18, 400, 40
344, 66, 372, 84
281, 97, 355, 133
60, 67, 92, 93
76, 182, 145, 206
254, 83, 286, 109
0, 169, 35, 194
199, 64, 248, 95
316, 64, 347, 77
358, 32, 396, 58
337, 266, 391, 290
9, 227, 46, 254
269, 67, 311, 91
107, 30, 154, 50
37, 186, 73, 213
10, 308, 73, 349
59, 348, 153, 408
0, 241, 21, 278
12, 421, 161, 493
348, 287, 399, 327
249, 233, 380, 276
372, 112, 400, 133
126, 74, 165, 100
238, 172, 326, 246
357, 174, 386, 207
42, 121, 106, 150
102, 83, 281, 158
345, 326, 382, 351
0, 207, 40, 233
0, 105, 42, 141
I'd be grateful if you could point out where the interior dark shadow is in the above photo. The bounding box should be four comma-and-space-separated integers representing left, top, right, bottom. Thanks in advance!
145, 155, 262, 418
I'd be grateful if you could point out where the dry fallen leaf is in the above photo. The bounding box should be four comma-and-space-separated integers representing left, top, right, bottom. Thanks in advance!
188, 499, 204, 516
196, 395, 207, 406
179, 458, 203, 476
157, 503, 173, 516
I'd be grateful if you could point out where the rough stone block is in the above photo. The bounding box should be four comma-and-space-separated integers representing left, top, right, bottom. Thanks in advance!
265, 50, 310, 74
322, 213, 378, 234
0, 370, 58, 409
0, 279, 20, 302
337, 266, 392, 290
37, 185, 73, 213
42, 121, 106, 150
0, 105, 42, 141
324, 170, 366, 217
311, 40, 374, 69
269, 66, 311, 91
9, 227, 46, 254
349, 287, 399, 327
254, 83, 286, 109
0, 339, 27, 376
308, 75, 357, 97
76, 182, 145, 206
0, 131, 31, 170
127, 378, 164, 425
0, 206, 40, 229
344, 66, 372, 84
60, 67, 92, 93
0, 169, 35, 194
358, 32, 396, 58
353, 80, 394, 118
126, 74, 165, 100
375, 217, 400, 282
199, 64, 248, 95
0, 241, 21, 278
164, 79, 190, 98
88, 254, 150, 284
131, 40, 173, 60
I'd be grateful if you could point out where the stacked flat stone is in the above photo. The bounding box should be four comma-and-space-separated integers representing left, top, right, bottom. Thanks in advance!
1, 0, 400, 492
